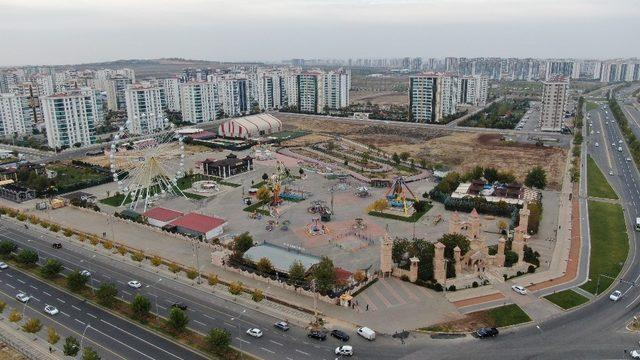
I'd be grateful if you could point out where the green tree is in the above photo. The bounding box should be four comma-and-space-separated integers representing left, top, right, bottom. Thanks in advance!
66, 271, 88, 292
22, 318, 42, 333
483, 167, 499, 183
16, 249, 39, 265
255, 257, 273, 275
47, 327, 60, 344
40, 259, 63, 279
256, 186, 272, 203
288, 261, 306, 286
439, 233, 471, 277
525, 166, 547, 189
0, 240, 17, 257
96, 283, 118, 308
205, 328, 231, 350
131, 294, 151, 319
82, 347, 101, 360
392, 152, 400, 165
399, 152, 410, 161
63, 336, 80, 356
261, 173, 268, 181
313, 256, 336, 294
166, 307, 189, 333
233, 232, 254, 254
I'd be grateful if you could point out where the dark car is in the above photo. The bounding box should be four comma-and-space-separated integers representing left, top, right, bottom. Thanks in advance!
52, 243, 62, 249
274, 321, 290, 331
307, 330, 327, 341
331, 329, 350, 342
171, 302, 188, 311
473, 327, 499, 338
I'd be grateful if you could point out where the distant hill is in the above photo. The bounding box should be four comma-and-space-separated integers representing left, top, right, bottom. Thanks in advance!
64, 58, 266, 78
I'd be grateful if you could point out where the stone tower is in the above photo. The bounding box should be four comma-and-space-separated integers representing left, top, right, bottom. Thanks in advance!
454, 246, 462, 276
434, 242, 446, 285
519, 202, 530, 234
380, 232, 393, 277
409, 257, 420, 283
467, 208, 482, 241
512, 226, 526, 263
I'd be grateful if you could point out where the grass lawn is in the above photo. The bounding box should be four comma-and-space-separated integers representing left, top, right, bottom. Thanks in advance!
486, 304, 531, 327
544, 289, 589, 310
586, 101, 599, 112
49, 164, 109, 188
579, 201, 629, 294
586, 156, 618, 199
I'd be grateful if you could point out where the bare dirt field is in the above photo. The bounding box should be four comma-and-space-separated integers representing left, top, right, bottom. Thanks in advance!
350, 90, 407, 106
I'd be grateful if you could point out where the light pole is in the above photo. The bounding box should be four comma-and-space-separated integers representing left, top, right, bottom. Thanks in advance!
80, 323, 91, 353
191, 241, 202, 284
230, 309, 246, 353
80, 255, 96, 294
145, 278, 162, 317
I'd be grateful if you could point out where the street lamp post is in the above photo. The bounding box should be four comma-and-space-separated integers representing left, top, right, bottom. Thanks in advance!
230, 309, 246, 353
145, 278, 162, 317
80, 323, 91, 353
80, 255, 96, 294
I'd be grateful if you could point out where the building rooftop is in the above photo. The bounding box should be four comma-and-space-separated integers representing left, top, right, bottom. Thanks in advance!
142, 207, 185, 222
169, 212, 227, 234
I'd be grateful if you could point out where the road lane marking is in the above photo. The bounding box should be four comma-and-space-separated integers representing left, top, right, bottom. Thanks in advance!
30, 296, 39, 302
6, 284, 14, 289
193, 319, 206, 326
157, 305, 167, 310
60, 311, 70, 317
224, 322, 235, 328
29, 285, 37, 290
100, 319, 184, 360
235, 337, 250, 344
202, 314, 215, 320
6, 274, 13, 278
17, 279, 25, 284
75, 319, 85, 325
122, 291, 132, 296
269, 340, 283, 346
87, 313, 97, 319
71, 305, 82, 311
295, 349, 310, 356
261, 347, 275, 354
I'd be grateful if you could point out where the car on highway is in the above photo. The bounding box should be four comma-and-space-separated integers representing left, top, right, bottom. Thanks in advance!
618, 147, 623, 152
595, 142, 599, 147
335, 345, 354, 356
307, 330, 327, 341
511, 285, 527, 295
44, 305, 59, 315
609, 170, 614, 176
630, 349, 640, 359
331, 329, 350, 341
627, 157, 632, 162
171, 302, 188, 310
127, 280, 142, 288
473, 327, 499, 338
52, 243, 62, 249
274, 321, 290, 331
79, 270, 91, 277
16, 293, 30, 303
609, 290, 622, 301
620, 140, 624, 143
0, 262, 8, 269
246, 328, 263, 338
356, 327, 376, 341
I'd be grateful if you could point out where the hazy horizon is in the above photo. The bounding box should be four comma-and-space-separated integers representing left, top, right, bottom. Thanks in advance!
1, 0, 638, 67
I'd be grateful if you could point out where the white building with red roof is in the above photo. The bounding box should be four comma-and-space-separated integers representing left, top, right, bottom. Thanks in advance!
142, 207, 184, 228
168, 212, 228, 240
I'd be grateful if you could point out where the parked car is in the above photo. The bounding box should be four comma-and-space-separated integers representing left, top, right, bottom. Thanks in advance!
16, 293, 30, 303
44, 305, 59, 315
610, 290, 622, 301
246, 328, 263, 338
52, 243, 62, 249
307, 330, 327, 341
473, 327, 499, 338
356, 327, 376, 341
79, 270, 91, 277
127, 280, 142, 289
630, 349, 640, 359
331, 329, 350, 341
511, 285, 527, 295
274, 321, 290, 331
335, 345, 353, 356
171, 302, 188, 310
0, 262, 8, 269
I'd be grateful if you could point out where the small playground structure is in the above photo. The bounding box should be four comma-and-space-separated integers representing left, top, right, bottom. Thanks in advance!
280, 185, 310, 201
192, 180, 220, 194
308, 200, 332, 221
330, 177, 352, 192
353, 218, 367, 231
253, 144, 275, 161
307, 217, 328, 236
385, 176, 417, 215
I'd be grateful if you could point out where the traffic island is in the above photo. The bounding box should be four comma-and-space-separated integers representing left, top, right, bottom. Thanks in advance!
544, 289, 589, 310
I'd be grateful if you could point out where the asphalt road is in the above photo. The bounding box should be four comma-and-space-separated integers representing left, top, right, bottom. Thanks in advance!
0, 260, 208, 360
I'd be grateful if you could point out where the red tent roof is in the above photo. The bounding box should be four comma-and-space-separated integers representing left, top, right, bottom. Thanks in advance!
142, 207, 184, 222
169, 213, 226, 234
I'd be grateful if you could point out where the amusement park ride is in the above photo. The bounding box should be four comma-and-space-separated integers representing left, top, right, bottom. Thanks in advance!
385, 177, 417, 215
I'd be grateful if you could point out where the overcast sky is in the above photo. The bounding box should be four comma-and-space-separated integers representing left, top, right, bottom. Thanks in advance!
0, 0, 638, 66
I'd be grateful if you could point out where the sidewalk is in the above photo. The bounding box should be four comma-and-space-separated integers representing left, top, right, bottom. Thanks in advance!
0, 316, 59, 360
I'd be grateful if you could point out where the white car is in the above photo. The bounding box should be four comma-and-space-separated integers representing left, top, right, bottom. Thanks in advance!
595, 142, 599, 147
246, 328, 263, 338
0, 262, 8, 269
511, 285, 527, 295
44, 305, 59, 315
630, 349, 640, 359
619, 140, 623, 144
335, 345, 354, 356
127, 280, 142, 289
627, 157, 632, 162
609, 290, 622, 301
609, 170, 614, 176
597, 130, 600, 134
16, 293, 30, 303
80, 270, 91, 277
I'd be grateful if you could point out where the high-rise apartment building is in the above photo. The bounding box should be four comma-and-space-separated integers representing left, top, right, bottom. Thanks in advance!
215, 77, 249, 117
539, 76, 569, 132
323, 69, 350, 110
297, 72, 324, 113
163, 78, 181, 112
545, 60, 579, 80
409, 73, 459, 123
458, 76, 488, 106
0, 93, 34, 137
125, 83, 166, 135
600, 59, 640, 82
41, 88, 98, 148
179, 81, 219, 124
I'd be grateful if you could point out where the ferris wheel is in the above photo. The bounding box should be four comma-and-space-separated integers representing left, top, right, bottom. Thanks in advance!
108, 120, 187, 212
